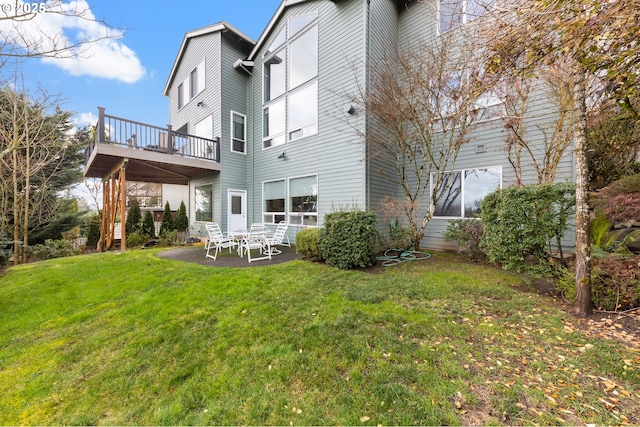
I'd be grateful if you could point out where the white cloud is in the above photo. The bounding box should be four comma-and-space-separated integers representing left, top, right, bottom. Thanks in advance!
0, 0, 146, 83
73, 111, 98, 128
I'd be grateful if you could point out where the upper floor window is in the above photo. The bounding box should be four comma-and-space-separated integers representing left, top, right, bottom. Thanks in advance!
439, 0, 495, 33
263, 12, 319, 149
231, 111, 246, 154
178, 59, 205, 109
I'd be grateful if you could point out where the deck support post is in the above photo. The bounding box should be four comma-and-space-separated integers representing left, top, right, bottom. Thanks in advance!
98, 159, 128, 252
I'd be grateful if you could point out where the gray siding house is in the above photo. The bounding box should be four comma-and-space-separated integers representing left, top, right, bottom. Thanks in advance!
86, 0, 575, 250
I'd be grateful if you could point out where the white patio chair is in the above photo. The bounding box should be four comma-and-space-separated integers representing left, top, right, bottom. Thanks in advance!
205, 223, 237, 260
241, 227, 271, 263
266, 221, 290, 255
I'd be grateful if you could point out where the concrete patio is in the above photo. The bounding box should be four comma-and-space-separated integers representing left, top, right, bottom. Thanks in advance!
156, 244, 301, 267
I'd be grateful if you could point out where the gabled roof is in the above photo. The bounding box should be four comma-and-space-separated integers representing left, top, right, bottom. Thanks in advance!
246, 0, 358, 61
163, 22, 255, 97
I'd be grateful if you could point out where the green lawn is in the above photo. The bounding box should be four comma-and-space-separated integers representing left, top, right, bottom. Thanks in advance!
0, 248, 638, 425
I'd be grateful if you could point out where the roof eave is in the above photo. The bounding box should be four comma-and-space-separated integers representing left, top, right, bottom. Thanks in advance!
163, 22, 255, 97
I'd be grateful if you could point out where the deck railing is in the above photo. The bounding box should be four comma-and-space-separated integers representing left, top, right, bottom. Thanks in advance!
84, 107, 220, 166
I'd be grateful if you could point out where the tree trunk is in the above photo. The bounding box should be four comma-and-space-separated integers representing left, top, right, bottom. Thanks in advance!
22, 139, 30, 264
12, 150, 20, 264
573, 69, 592, 317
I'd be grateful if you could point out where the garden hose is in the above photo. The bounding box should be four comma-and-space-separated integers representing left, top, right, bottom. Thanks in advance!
377, 248, 432, 266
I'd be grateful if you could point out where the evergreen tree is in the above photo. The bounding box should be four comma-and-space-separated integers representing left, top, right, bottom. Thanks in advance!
174, 201, 188, 231
125, 199, 141, 234
142, 210, 155, 237
159, 201, 173, 236
86, 214, 101, 248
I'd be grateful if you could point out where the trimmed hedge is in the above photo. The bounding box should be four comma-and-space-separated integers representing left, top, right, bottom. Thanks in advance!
319, 210, 379, 270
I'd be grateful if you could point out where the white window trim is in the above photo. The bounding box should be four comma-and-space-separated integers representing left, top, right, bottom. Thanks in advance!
262, 100, 286, 150
230, 111, 247, 155
430, 166, 502, 219
287, 80, 319, 143
287, 173, 319, 227
262, 179, 287, 225
261, 174, 319, 227
438, 0, 495, 35
261, 12, 319, 151
178, 59, 205, 110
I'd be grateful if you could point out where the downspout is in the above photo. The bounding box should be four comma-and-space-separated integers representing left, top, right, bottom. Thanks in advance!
364, 0, 371, 211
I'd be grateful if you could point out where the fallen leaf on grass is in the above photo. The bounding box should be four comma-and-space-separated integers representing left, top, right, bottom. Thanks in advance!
360, 416, 370, 422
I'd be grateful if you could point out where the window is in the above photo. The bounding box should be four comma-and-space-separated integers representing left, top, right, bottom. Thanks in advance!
439, 0, 495, 33
231, 112, 246, 154
127, 182, 162, 208
263, 100, 286, 148
432, 167, 501, 217
177, 60, 205, 109
264, 50, 286, 102
288, 82, 318, 141
190, 60, 205, 98
434, 69, 503, 131
289, 175, 318, 226
262, 175, 319, 226
178, 83, 185, 109
263, 180, 286, 224
195, 184, 213, 222
262, 12, 318, 149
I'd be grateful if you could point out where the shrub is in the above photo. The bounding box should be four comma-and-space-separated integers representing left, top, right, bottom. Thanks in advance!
296, 228, 323, 262
480, 183, 575, 278
142, 211, 155, 237
126, 230, 151, 247
159, 202, 174, 237
319, 210, 379, 270
590, 211, 612, 249
86, 214, 101, 248
158, 230, 178, 247
174, 201, 188, 231
0, 228, 10, 269
443, 218, 485, 261
592, 174, 640, 223
28, 239, 77, 260
557, 255, 640, 311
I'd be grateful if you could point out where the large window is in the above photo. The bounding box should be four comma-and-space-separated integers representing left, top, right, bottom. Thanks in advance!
289, 175, 318, 226
177, 59, 205, 109
231, 111, 246, 154
195, 184, 213, 222
263, 180, 286, 224
432, 167, 501, 217
127, 182, 162, 208
439, 0, 495, 33
262, 12, 318, 149
262, 175, 318, 226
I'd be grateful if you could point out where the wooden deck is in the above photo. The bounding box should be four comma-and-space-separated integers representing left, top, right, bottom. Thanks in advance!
83, 108, 221, 184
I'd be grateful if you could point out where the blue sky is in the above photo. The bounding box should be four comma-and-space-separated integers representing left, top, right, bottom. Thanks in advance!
16, 0, 282, 129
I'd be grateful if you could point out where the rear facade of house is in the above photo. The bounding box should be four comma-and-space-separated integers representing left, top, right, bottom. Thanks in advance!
162, 0, 576, 250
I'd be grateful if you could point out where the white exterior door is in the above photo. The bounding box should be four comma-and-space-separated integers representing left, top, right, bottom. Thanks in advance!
227, 189, 246, 232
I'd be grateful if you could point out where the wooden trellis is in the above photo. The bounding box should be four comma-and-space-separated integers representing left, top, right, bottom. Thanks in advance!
98, 159, 128, 252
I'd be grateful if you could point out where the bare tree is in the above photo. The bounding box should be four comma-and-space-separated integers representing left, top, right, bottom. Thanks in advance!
496, 62, 577, 185
350, 34, 486, 249
0, 0, 119, 61
84, 178, 102, 213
